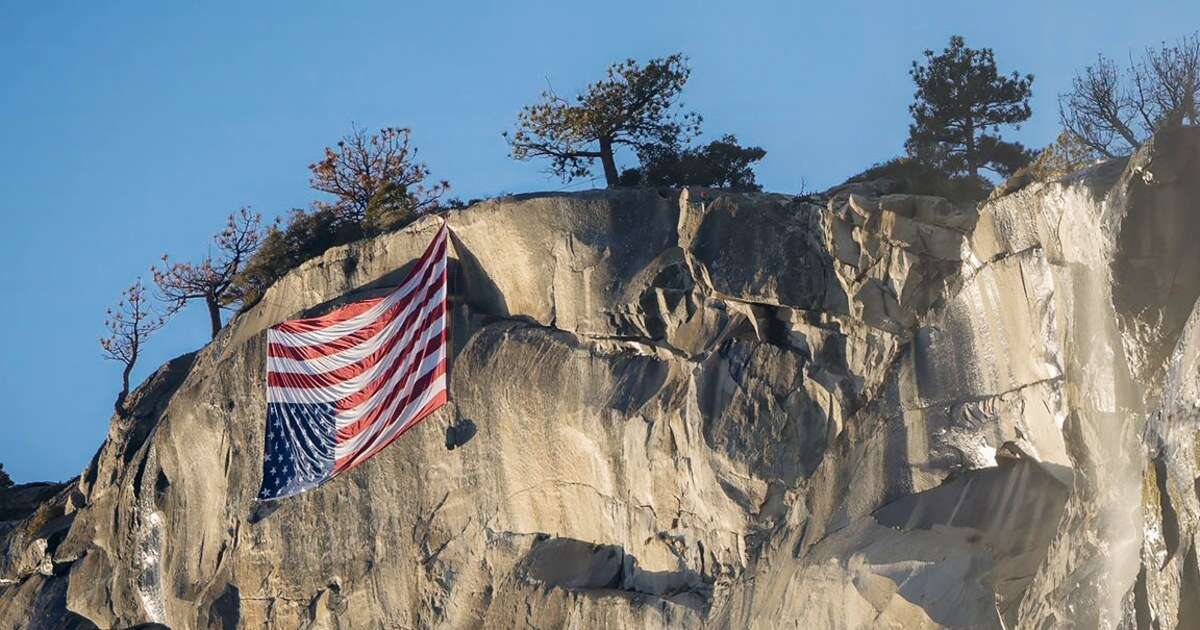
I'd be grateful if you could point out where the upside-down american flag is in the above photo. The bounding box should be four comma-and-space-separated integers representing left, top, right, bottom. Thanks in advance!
258, 223, 449, 500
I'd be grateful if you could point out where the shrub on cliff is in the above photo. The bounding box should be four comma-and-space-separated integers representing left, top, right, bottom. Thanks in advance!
0, 463, 10, 513
617, 134, 766, 191
846, 157, 992, 202
229, 207, 365, 309
1025, 132, 1098, 181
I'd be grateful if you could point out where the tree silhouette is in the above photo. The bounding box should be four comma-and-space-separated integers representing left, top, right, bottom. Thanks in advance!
619, 135, 766, 191
1060, 32, 1200, 157
505, 54, 702, 187
100, 280, 166, 417
152, 208, 265, 338
907, 36, 1035, 179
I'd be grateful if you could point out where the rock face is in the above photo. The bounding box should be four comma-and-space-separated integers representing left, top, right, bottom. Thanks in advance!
2, 128, 1199, 629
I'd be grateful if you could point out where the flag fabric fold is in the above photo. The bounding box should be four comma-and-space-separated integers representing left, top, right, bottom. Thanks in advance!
258, 223, 450, 500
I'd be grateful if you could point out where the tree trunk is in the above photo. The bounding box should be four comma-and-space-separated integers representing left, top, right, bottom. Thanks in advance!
965, 116, 978, 179
115, 362, 133, 417
598, 137, 620, 187
206, 295, 222, 339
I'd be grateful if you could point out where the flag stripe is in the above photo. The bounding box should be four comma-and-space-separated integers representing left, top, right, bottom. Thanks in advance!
269, 229, 448, 342
335, 375, 448, 472
265, 284, 445, 390
265, 254, 448, 360
266, 240, 447, 360
266, 313, 446, 406
332, 316, 445, 413
258, 223, 450, 501
337, 349, 447, 440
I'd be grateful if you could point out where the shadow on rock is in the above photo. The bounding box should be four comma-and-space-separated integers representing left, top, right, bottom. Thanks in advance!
519, 534, 712, 613
247, 501, 282, 525
444, 417, 477, 450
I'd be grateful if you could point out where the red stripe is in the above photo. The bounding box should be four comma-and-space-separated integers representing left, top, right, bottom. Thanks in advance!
330, 320, 443, 412
267, 256, 446, 361
333, 388, 447, 474
271, 228, 446, 335
328, 274, 446, 411
269, 238, 446, 348
266, 297, 443, 390
271, 296, 384, 335
335, 352, 446, 441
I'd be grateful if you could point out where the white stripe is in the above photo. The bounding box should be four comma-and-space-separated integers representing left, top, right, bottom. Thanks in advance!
266, 279, 445, 374
268, 258, 446, 355
333, 373, 447, 462
266, 313, 445, 404
269, 228, 446, 348
332, 338, 445, 426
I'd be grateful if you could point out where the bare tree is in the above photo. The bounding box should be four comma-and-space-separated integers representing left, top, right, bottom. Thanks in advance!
1135, 34, 1200, 128
1059, 55, 1140, 157
100, 280, 166, 417
153, 208, 265, 338
505, 54, 702, 187
309, 125, 448, 223
1060, 32, 1200, 157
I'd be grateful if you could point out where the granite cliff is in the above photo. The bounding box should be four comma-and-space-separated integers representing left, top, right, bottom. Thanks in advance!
2, 128, 1199, 629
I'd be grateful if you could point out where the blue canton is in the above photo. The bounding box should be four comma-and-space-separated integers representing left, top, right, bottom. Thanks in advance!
258, 402, 337, 500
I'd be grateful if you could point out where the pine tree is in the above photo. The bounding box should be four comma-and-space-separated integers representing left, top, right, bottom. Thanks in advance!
505, 54, 701, 187
907, 36, 1035, 179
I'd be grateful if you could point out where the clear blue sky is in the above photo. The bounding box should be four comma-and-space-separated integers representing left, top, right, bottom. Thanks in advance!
1, 1, 1194, 482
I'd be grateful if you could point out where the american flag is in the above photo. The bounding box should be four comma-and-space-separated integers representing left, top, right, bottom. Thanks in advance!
258, 224, 449, 500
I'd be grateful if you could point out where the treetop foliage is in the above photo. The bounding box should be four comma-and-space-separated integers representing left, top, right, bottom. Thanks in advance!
907, 35, 1035, 179
619, 135, 767, 191
506, 54, 702, 186
228, 126, 449, 310
100, 280, 165, 367
310, 125, 449, 221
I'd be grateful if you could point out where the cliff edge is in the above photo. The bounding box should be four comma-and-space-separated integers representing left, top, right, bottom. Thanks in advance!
2, 128, 1199, 629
